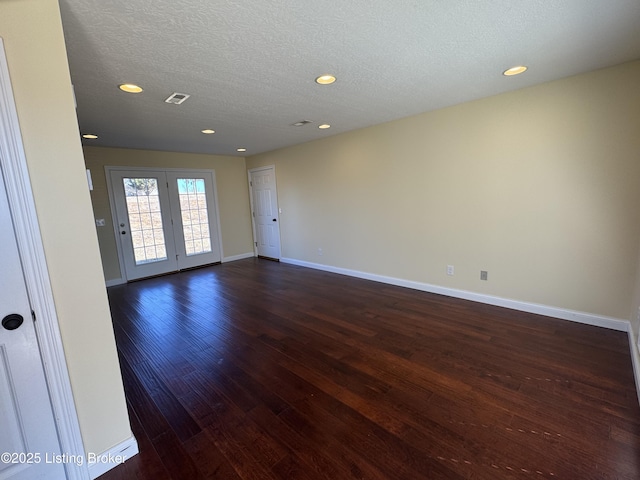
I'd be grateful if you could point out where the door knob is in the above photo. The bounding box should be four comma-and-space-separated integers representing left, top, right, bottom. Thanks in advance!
272, 218, 277, 222
121, 231, 126, 235
2, 314, 24, 331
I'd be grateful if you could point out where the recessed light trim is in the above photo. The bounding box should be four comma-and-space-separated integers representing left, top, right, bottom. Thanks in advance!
237, 148, 247, 152
318, 124, 331, 129
315, 74, 336, 85
503, 65, 528, 76
118, 83, 143, 93
82, 134, 98, 139
201, 129, 215, 134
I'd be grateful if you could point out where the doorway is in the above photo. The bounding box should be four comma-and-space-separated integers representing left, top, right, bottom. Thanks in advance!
248, 165, 281, 260
107, 168, 223, 281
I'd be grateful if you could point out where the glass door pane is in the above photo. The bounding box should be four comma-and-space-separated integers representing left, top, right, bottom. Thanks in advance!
177, 178, 212, 256
123, 177, 168, 265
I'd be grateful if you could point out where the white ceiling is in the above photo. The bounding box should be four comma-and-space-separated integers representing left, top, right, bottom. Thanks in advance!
59, 0, 640, 157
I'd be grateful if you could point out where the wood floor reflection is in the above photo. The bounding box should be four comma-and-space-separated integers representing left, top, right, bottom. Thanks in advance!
100, 258, 640, 479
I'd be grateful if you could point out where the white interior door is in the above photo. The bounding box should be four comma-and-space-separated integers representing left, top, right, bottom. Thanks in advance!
109, 168, 223, 281
249, 166, 281, 259
0, 173, 65, 480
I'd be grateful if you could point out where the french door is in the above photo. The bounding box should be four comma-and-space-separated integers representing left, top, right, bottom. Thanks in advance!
109, 168, 222, 281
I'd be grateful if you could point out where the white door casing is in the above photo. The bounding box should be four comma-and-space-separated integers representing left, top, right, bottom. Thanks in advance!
107, 167, 223, 281
249, 166, 281, 259
0, 38, 88, 480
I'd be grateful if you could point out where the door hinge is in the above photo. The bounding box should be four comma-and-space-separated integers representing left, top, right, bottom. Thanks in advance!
255, 242, 258, 247
250, 181, 253, 187
252, 211, 255, 217
167, 182, 169, 188
31, 310, 36, 322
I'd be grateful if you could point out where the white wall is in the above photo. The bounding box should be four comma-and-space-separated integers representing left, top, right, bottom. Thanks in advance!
0, 0, 131, 456
247, 61, 640, 322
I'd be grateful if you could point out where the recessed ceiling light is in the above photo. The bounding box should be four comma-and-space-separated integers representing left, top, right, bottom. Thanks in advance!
82, 134, 98, 139
118, 83, 143, 93
315, 74, 336, 85
318, 124, 331, 129
503, 66, 528, 76
201, 129, 215, 134
237, 148, 247, 152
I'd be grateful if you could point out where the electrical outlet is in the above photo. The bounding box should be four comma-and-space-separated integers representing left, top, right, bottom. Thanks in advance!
447, 265, 454, 276
480, 270, 488, 281
318, 248, 323, 256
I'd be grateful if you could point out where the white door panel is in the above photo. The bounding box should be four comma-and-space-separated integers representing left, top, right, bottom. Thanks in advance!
250, 167, 281, 259
166, 172, 221, 270
110, 170, 178, 280
0, 172, 65, 480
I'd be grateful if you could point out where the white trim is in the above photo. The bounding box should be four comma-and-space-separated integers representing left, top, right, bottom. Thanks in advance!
223, 252, 255, 262
0, 38, 89, 479
106, 278, 126, 287
629, 325, 640, 405
104, 167, 127, 284
281, 257, 629, 332
88, 435, 139, 479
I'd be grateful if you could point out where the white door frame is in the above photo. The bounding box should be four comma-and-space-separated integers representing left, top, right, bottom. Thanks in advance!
247, 165, 281, 259
105, 166, 224, 282
0, 39, 89, 479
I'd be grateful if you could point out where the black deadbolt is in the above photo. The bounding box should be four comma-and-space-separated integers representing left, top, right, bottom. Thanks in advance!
2, 314, 24, 331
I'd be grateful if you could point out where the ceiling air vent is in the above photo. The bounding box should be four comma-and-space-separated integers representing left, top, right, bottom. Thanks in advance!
164, 92, 191, 105
291, 120, 312, 127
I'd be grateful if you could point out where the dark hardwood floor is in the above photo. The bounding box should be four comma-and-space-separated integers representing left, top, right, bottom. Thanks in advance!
100, 258, 640, 479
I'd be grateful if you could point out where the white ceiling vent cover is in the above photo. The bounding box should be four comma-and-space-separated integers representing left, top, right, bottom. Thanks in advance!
165, 92, 191, 105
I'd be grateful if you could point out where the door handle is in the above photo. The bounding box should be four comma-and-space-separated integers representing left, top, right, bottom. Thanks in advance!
2, 314, 24, 331
272, 218, 277, 222
121, 231, 127, 235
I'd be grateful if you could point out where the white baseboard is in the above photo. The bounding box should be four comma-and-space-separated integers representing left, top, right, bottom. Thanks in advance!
223, 252, 255, 262
88, 434, 139, 479
280, 258, 629, 332
105, 278, 126, 287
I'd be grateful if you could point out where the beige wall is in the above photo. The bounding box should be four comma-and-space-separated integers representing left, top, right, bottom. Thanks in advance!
83, 146, 254, 281
247, 61, 640, 321
0, 0, 130, 455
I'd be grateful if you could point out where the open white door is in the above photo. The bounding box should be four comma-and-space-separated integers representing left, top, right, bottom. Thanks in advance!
0, 172, 66, 480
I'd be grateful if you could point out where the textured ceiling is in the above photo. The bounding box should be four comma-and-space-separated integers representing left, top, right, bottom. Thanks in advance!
59, 0, 640, 157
